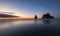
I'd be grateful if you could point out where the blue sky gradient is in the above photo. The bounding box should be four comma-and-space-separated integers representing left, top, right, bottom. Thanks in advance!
0, 0, 60, 18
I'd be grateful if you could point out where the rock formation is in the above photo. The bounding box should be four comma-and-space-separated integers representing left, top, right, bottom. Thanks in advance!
42, 13, 54, 19
34, 15, 38, 19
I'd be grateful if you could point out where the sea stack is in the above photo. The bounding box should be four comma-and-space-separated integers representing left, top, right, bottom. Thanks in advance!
42, 13, 54, 19
34, 15, 38, 19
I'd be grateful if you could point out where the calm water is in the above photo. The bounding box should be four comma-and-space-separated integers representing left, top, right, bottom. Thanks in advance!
0, 19, 60, 36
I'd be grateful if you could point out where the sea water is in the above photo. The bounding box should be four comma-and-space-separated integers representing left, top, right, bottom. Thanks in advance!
0, 19, 60, 36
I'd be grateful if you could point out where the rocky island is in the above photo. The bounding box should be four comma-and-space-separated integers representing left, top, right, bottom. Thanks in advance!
42, 13, 54, 19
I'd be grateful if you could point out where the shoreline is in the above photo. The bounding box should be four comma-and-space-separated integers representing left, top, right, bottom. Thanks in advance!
0, 19, 59, 20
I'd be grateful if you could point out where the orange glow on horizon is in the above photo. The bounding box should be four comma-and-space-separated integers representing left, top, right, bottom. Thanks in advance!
0, 13, 42, 19
20, 15, 42, 19
0, 11, 42, 19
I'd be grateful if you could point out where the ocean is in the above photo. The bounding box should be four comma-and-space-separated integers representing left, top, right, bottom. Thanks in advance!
0, 19, 60, 36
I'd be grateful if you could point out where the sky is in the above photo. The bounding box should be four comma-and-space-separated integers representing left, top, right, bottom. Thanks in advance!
0, 0, 60, 18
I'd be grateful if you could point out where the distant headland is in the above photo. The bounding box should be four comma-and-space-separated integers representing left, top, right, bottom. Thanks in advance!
0, 14, 18, 17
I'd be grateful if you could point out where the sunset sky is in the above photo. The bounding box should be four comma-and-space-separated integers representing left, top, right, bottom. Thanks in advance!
0, 0, 60, 18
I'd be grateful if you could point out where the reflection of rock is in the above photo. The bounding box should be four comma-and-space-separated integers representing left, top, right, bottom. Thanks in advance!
42, 13, 54, 19
43, 20, 50, 24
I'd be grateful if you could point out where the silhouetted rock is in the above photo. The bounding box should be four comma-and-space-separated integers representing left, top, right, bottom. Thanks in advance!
34, 15, 38, 19
0, 14, 18, 17
42, 13, 54, 19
